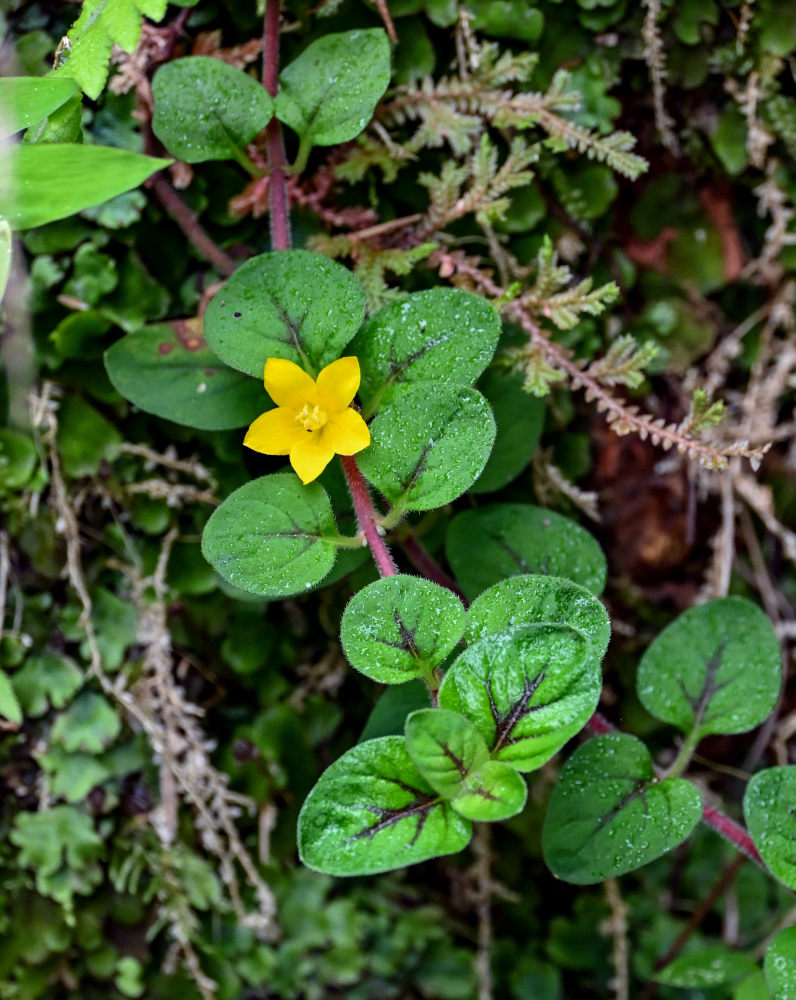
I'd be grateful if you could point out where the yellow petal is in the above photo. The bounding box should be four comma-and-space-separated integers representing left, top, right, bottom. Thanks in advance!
322, 407, 370, 456
289, 434, 336, 484
316, 356, 361, 411
244, 407, 302, 455
264, 357, 318, 409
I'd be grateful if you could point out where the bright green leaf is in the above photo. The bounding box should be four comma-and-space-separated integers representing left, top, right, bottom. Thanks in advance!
405, 708, 490, 798
438, 624, 601, 772
37, 749, 111, 803
56, 395, 122, 478
766, 926, 796, 999
451, 760, 528, 822
1, 145, 170, 230
358, 384, 496, 512
735, 971, 773, 1000
637, 597, 781, 739
352, 288, 501, 414
744, 767, 796, 890
276, 29, 390, 157
656, 947, 758, 988
152, 57, 273, 163
0, 219, 10, 304
298, 735, 472, 876
446, 503, 607, 600
204, 250, 366, 378
105, 323, 265, 430
0, 428, 37, 491
465, 574, 611, 658
53, 0, 169, 100
542, 733, 703, 883
341, 575, 466, 684
201, 473, 339, 597
0, 77, 79, 140
0, 669, 22, 725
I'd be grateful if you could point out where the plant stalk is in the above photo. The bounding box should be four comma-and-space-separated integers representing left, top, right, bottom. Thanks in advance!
262, 0, 291, 252
340, 455, 399, 578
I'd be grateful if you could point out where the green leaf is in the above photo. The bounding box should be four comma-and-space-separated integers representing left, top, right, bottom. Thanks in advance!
359, 680, 432, 742
37, 749, 111, 803
656, 947, 758, 988
51, 692, 122, 753
12, 653, 83, 717
766, 926, 796, 999
471, 369, 545, 493
152, 57, 273, 163
56, 395, 122, 478
0, 669, 22, 725
637, 597, 781, 739
465, 574, 611, 659
358, 384, 496, 512
446, 504, 607, 600
341, 575, 466, 684
1, 145, 170, 230
276, 29, 391, 159
438, 624, 601, 772
298, 735, 472, 876
451, 759, 527, 822
105, 323, 265, 431
744, 767, 796, 890
204, 250, 366, 378
542, 733, 703, 883
351, 288, 501, 414
0, 428, 37, 491
53, 0, 169, 100
201, 473, 340, 597
0, 77, 79, 140
736, 971, 773, 1000
405, 708, 490, 798
0, 219, 10, 304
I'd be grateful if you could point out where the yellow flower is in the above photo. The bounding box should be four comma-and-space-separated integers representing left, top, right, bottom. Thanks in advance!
244, 356, 371, 484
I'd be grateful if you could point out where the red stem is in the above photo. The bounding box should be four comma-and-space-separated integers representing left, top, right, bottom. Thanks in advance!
262, 0, 291, 252
150, 176, 237, 277
340, 456, 398, 578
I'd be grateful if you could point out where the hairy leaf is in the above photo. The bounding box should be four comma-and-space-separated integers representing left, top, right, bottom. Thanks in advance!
152, 57, 273, 163
744, 767, 796, 889
465, 574, 611, 659
405, 709, 490, 798
298, 736, 472, 876
276, 29, 391, 154
446, 503, 607, 600
542, 733, 702, 883
201, 474, 339, 597
105, 324, 264, 430
358, 383, 496, 512
204, 250, 366, 377
451, 760, 528, 822
438, 624, 600, 772
637, 597, 781, 738
766, 926, 796, 999
352, 288, 501, 414
341, 575, 466, 684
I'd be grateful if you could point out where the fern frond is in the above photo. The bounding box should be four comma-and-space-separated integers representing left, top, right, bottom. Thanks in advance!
586, 335, 659, 388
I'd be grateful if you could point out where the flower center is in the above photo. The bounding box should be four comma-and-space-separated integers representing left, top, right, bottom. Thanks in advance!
295, 402, 327, 432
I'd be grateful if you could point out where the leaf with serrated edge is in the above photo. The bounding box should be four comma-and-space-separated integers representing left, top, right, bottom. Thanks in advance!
405, 709, 489, 799
201, 474, 339, 598
542, 733, 703, 884
152, 58, 273, 163
105, 325, 264, 431
446, 503, 607, 600
466, 574, 611, 659
765, 925, 796, 1000
637, 597, 781, 738
298, 736, 472, 876
358, 383, 496, 512
451, 761, 527, 822
438, 624, 601, 772
204, 250, 366, 378
351, 288, 501, 414
341, 575, 466, 684
744, 767, 796, 890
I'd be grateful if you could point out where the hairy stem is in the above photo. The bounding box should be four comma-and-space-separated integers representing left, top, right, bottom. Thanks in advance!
262, 0, 291, 251
340, 455, 398, 578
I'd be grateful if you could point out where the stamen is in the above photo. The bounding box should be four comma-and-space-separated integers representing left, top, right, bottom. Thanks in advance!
295, 402, 327, 432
